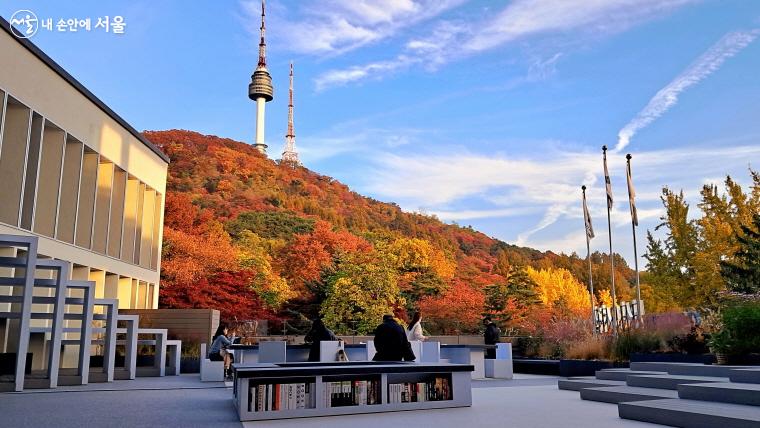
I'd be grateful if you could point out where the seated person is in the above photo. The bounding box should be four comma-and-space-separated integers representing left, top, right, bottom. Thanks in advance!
209, 323, 236, 379
373, 315, 416, 362
304, 318, 338, 362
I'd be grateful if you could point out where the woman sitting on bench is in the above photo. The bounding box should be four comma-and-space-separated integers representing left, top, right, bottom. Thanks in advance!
209, 322, 235, 379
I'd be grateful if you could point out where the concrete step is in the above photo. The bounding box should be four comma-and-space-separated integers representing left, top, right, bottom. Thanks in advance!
730, 368, 760, 384
666, 364, 752, 377
626, 374, 728, 390
595, 368, 664, 381
629, 362, 705, 372
580, 385, 678, 404
678, 382, 760, 406
557, 377, 626, 391
619, 398, 760, 428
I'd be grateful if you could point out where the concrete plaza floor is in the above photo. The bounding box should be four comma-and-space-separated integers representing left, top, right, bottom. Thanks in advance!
0, 374, 659, 428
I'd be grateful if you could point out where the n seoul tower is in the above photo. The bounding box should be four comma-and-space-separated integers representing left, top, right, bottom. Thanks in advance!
249, 0, 273, 155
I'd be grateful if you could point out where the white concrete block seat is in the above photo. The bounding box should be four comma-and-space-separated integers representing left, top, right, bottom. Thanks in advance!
200, 343, 224, 382
485, 343, 513, 379
440, 344, 487, 379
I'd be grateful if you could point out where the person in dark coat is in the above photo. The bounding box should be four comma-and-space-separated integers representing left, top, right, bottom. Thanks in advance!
304, 318, 338, 362
483, 316, 501, 359
373, 315, 416, 362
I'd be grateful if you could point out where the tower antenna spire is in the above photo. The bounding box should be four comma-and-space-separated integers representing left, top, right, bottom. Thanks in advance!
282, 61, 300, 166
257, 0, 267, 69
249, 0, 274, 155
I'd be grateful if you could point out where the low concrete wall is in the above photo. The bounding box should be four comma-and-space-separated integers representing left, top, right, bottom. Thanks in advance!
119, 309, 220, 346
250, 335, 489, 345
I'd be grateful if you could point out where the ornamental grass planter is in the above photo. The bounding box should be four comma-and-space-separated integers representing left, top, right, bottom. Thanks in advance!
630, 352, 716, 364
180, 357, 200, 373
513, 358, 560, 375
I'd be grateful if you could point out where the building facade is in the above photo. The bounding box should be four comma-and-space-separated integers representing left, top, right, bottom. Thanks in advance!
0, 18, 168, 312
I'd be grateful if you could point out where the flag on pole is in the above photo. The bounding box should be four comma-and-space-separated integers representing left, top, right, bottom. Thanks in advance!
626, 154, 638, 226
603, 146, 614, 209
582, 188, 595, 239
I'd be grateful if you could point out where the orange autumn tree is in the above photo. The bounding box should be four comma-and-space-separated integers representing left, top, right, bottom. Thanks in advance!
419, 280, 486, 333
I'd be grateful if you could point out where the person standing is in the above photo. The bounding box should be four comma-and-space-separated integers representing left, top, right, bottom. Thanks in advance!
373, 315, 416, 362
304, 318, 338, 362
483, 316, 501, 359
406, 312, 427, 342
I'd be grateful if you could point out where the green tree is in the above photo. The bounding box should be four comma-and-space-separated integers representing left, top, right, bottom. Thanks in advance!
320, 251, 404, 334
721, 213, 760, 294
484, 266, 541, 327
225, 211, 314, 241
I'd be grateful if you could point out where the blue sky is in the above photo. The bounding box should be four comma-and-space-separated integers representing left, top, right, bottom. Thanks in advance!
4, 1, 760, 266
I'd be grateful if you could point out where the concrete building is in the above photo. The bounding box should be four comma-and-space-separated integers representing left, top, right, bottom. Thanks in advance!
0, 17, 169, 316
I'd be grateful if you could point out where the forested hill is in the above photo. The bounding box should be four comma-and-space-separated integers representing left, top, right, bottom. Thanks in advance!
145, 130, 636, 333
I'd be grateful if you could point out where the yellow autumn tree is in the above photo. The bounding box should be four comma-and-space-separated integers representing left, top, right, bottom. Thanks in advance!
526, 266, 591, 316
386, 237, 456, 279
597, 289, 613, 307
235, 230, 294, 308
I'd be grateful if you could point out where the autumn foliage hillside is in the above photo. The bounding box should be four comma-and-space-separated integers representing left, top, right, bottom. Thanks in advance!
146, 130, 637, 334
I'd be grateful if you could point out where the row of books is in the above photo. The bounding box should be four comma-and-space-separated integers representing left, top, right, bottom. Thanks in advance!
246, 376, 452, 412
388, 377, 452, 403
324, 380, 381, 407
248, 383, 316, 412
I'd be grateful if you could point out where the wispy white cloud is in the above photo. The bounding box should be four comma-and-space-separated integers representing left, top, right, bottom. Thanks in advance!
616, 28, 760, 151
240, 0, 467, 56
430, 206, 538, 221
465, 0, 695, 53
314, 0, 697, 90
295, 127, 429, 162
361, 142, 760, 251
314, 56, 414, 91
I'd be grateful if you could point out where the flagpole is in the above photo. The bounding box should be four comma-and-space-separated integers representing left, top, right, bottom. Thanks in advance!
603, 145, 618, 335
627, 154, 642, 326
582, 185, 596, 336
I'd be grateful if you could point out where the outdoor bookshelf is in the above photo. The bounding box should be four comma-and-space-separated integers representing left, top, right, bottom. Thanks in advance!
232, 362, 473, 421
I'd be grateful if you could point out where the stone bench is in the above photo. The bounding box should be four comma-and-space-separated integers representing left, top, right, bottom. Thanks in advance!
485, 343, 513, 379
200, 343, 224, 382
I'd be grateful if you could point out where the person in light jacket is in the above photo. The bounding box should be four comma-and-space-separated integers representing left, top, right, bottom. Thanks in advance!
406, 312, 427, 341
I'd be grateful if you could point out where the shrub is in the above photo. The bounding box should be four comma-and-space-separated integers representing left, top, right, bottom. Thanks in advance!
668, 328, 709, 354
611, 330, 662, 361
709, 302, 760, 355
645, 312, 692, 339
540, 317, 593, 359
565, 336, 612, 360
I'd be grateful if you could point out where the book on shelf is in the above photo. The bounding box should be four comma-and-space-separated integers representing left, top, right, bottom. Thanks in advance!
388, 376, 452, 403
323, 379, 380, 407
248, 382, 316, 412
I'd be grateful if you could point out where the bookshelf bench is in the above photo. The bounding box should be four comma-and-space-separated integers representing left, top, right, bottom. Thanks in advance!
232, 361, 474, 421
